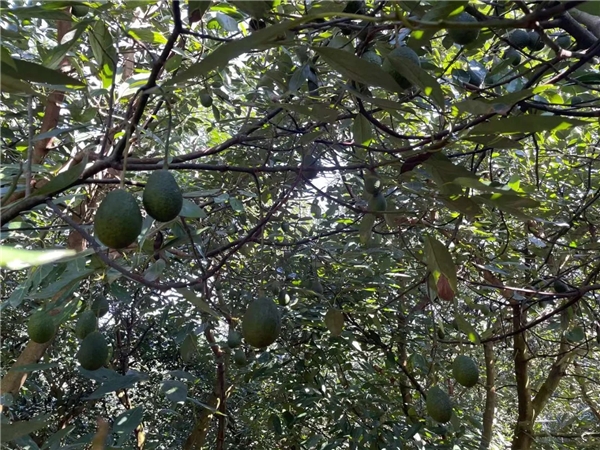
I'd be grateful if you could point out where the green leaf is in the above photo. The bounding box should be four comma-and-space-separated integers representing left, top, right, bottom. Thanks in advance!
386, 54, 445, 109
0, 246, 76, 270
143, 259, 166, 281
0, 46, 16, 69
35, 154, 88, 197
0, 57, 85, 87
43, 22, 88, 70
180, 334, 198, 363
126, 28, 168, 44
160, 380, 188, 403
229, 197, 245, 212
1, 415, 51, 443
179, 199, 207, 218
353, 113, 372, 145
424, 236, 457, 292
313, 46, 403, 94
440, 196, 482, 218
469, 116, 589, 135
170, 19, 299, 85
14, 363, 59, 372
85, 372, 148, 400
455, 314, 481, 344
189, 0, 212, 23
230, 1, 272, 18
0, 75, 37, 95
6, 6, 72, 21
478, 193, 539, 209
177, 288, 220, 318
112, 407, 144, 447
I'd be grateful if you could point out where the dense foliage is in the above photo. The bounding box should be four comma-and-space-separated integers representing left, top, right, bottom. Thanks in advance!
1, 1, 599, 449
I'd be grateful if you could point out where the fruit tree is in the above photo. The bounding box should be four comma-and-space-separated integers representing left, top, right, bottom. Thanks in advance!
1, 1, 600, 449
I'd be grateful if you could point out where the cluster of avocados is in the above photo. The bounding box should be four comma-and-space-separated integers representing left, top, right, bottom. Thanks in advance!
94, 170, 183, 250
75, 297, 109, 371
26, 297, 110, 371
426, 355, 480, 423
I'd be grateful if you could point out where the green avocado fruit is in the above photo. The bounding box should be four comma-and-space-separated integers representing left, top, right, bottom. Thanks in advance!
361, 51, 382, 66
452, 355, 479, 387
143, 170, 183, 222
75, 310, 97, 340
91, 297, 109, 318
527, 31, 545, 51
28, 311, 56, 344
508, 29, 530, 49
382, 46, 421, 89
448, 13, 479, 46
200, 90, 213, 107
504, 48, 521, 66
77, 331, 109, 371
242, 297, 281, 348
233, 348, 247, 366
556, 34, 571, 49
94, 189, 142, 249
71, 4, 90, 17
426, 386, 453, 423
227, 330, 243, 348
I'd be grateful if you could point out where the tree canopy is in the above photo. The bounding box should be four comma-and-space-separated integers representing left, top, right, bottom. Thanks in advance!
1, 1, 600, 449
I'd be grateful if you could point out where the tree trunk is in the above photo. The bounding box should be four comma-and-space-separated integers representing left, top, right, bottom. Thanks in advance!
511, 304, 533, 450
480, 341, 496, 450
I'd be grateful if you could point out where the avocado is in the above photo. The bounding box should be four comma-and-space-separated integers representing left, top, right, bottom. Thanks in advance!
382, 46, 421, 89
233, 348, 247, 366
527, 31, 545, 51
143, 170, 183, 222
508, 29, 530, 49
71, 4, 90, 17
242, 297, 281, 348
426, 386, 453, 423
200, 90, 213, 107
75, 310, 97, 340
452, 355, 479, 387
28, 311, 56, 344
227, 330, 242, 348
504, 48, 521, 66
448, 13, 479, 46
94, 189, 142, 249
77, 331, 109, 371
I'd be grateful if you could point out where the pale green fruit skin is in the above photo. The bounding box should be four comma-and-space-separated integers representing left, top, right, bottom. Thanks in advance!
508, 29, 530, 49
361, 51, 382, 66
143, 170, 183, 222
382, 46, 420, 89
527, 31, 544, 51
448, 13, 479, 46
227, 330, 242, 348
77, 331, 109, 371
426, 386, 453, 423
233, 349, 247, 366
504, 48, 521, 66
94, 189, 142, 249
28, 311, 55, 344
452, 355, 479, 388
75, 310, 97, 340
242, 297, 281, 348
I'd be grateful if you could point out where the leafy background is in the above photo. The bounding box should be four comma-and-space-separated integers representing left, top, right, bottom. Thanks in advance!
1, 1, 599, 449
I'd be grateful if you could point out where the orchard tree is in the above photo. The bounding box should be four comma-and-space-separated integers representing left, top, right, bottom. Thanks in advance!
1, 1, 600, 449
